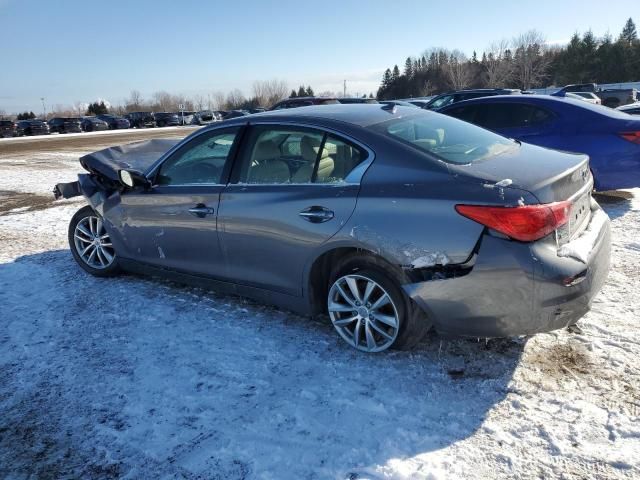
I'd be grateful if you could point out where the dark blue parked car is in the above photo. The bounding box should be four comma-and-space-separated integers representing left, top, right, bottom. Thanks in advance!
440, 95, 640, 191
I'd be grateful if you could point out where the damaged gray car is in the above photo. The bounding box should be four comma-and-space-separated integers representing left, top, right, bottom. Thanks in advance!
54, 104, 611, 353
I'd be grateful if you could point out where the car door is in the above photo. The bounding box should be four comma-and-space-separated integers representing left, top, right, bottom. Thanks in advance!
217, 123, 370, 296
114, 126, 243, 277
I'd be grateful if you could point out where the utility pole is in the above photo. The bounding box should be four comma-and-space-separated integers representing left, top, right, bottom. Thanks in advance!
343, 80, 347, 98
40, 97, 46, 119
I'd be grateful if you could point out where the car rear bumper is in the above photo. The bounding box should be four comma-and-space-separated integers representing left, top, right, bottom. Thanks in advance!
403, 205, 611, 337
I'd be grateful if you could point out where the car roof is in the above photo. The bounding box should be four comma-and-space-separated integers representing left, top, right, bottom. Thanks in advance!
441, 94, 634, 119
437, 88, 518, 95
222, 103, 427, 128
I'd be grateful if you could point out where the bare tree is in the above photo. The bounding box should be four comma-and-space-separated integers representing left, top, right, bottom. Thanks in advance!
209, 91, 225, 110
192, 94, 206, 111
72, 101, 87, 116
416, 79, 434, 96
512, 30, 550, 89
445, 50, 472, 89
225, 89, 246, 110
128, 90, 142, 109
152, 91, 174, 111
252, 79, 289, 108
484, 39, 513, 87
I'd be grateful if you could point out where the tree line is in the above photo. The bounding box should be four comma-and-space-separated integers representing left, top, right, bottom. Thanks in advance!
377, 18, 640, 99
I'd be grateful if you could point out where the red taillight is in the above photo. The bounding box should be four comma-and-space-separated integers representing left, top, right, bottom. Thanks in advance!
455, 201, 571, 242
620, 131, 640, 144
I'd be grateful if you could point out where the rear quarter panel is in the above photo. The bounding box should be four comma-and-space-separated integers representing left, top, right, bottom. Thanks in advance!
325, 139, 537, 268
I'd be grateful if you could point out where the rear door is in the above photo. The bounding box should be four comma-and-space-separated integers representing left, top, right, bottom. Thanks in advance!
114, 126, 243, 276
217, 123, 370, 296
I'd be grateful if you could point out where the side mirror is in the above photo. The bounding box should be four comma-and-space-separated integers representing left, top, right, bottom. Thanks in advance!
118, 169, 150, 189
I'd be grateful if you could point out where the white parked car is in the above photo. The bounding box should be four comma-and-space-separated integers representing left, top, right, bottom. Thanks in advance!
616, 102, 640, 115
569, 92, 601, 105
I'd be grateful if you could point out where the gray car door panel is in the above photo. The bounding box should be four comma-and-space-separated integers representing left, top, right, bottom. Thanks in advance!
218, 184, 359, 296
116, 186, 225, 275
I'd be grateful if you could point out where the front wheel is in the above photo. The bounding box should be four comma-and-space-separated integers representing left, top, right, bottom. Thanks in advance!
68, 206, 120, 276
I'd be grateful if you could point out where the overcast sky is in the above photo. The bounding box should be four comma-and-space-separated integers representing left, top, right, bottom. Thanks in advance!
0, 0, 638, 113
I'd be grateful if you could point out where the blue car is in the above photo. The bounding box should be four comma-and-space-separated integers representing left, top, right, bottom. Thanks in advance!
440, 95, 640, 191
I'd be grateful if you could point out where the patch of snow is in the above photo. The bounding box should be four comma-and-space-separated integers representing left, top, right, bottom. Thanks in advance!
558, 208, 609, 263
411, 252, 450, 268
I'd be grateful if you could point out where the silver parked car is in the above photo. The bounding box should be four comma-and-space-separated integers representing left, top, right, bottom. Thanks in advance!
54, 104, 611, 353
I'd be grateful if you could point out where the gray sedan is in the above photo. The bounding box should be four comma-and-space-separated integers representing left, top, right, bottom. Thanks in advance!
55, 104, 611, 353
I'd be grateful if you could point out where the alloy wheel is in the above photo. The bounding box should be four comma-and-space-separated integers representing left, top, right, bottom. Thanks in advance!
328, 274, 400, 352
73, 215, 115, 269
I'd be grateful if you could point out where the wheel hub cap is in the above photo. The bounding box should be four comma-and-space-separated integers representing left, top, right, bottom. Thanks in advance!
328, 274, 400, 353
73, 215, 115, 270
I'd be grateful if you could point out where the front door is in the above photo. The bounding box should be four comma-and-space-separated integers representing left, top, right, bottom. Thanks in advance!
218, 124, 370, 296
114, 127, 242, 277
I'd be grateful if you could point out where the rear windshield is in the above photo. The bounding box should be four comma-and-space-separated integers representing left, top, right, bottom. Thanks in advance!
369, 112, 517, 164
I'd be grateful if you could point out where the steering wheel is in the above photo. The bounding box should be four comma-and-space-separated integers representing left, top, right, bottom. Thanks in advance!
189, 162, 221, 183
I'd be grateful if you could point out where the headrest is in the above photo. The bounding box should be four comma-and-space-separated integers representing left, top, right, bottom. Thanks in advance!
253, 140, 280, 162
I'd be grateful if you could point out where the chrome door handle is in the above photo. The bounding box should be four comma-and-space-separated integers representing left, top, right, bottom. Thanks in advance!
188, 204, 215, 218
299, 206, 334, 223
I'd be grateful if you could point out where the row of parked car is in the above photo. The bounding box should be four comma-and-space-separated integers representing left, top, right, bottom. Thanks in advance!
0, 109, 270, 137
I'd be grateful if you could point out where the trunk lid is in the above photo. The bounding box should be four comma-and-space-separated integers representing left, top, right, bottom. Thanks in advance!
448, 142, 593, 244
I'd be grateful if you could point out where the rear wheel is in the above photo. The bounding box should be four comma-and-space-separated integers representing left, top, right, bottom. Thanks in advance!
327, 255, 431, 352
68, 206, 120, 276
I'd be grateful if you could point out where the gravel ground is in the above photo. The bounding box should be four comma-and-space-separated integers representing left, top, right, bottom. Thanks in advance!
0, 135, 638, 479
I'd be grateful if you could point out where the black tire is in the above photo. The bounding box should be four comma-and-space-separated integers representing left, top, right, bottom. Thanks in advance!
328, 254, 431, 351
68, 206, 120, 277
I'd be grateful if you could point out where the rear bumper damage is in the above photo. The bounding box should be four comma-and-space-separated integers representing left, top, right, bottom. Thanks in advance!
403, 205, 611, 338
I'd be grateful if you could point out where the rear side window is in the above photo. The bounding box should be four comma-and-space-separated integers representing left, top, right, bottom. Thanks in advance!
479, 103, 553, 129
237, 126, 367, 184
371, 112, 517, 165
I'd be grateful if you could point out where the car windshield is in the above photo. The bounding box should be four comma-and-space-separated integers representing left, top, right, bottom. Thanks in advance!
370, 112, 517, 165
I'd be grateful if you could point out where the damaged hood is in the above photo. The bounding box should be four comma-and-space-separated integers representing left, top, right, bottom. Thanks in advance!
79, 138, 180, 182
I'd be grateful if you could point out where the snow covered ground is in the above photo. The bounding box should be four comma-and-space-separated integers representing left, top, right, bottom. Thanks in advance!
0, 144, 639, 479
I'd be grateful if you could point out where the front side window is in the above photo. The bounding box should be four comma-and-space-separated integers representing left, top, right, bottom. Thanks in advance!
156, 128, 239, 186
237, 126, 367, 184
428, 95, 454, 110
371, 112, 517, 165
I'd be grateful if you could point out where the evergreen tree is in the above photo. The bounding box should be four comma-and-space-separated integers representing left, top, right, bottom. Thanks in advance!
17, 111, 36, 120
87, 101, 108, 115
404, 57, 413, 77
306, 85, 315, 96
620, 18, 637, 45
297, 85, 306, 97
392, 65, 400, 80
290, 89, 297, 98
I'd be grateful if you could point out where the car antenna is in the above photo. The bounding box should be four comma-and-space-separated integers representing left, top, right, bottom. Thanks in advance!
381, 103, 397, 114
